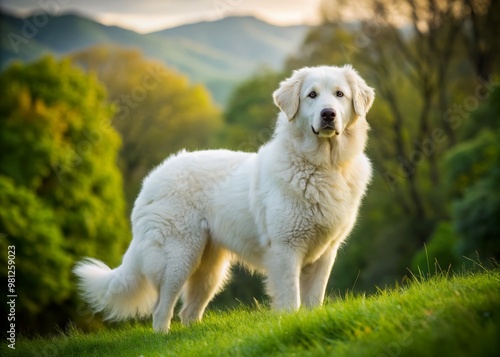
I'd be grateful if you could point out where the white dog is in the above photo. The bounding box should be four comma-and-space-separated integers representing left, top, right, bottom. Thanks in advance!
74, 65, 374, 332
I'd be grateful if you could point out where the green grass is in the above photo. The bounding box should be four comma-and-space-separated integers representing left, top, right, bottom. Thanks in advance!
13, 270, 500, 356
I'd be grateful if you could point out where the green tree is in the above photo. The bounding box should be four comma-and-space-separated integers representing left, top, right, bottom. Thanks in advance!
411, 86, 500, 270
70, 46, 222, 208
219, 68, 283, 151
445, 87, 500, 260
0, 56, 129, 333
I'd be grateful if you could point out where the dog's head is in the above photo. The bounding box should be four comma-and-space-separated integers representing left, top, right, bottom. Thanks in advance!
273, 65, 374, 138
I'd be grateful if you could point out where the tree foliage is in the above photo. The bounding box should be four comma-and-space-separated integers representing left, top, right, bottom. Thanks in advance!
219, 68, 283, 151
446, 87, 500, 259
70, 46, 223, 208
0, 57, 129, 333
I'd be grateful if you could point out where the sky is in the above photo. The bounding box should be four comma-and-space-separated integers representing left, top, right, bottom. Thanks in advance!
0, 0, 324, 33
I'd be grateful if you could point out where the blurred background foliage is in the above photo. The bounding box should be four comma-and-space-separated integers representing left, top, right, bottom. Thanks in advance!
69, 46, 222, 205
0, 57, 129, 332
0, 0, 499, 335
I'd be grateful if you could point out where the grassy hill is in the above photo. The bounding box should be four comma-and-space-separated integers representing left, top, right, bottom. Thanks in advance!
0, 11, 307, 104
13, 269, 500, 356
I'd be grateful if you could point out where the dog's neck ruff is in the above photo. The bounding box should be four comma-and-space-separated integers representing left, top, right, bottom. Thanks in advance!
274, 114, 369, 169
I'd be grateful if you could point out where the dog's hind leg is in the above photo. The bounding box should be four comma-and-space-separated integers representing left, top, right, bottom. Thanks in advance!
150, 229, 208, 333
179, 241, 232, 325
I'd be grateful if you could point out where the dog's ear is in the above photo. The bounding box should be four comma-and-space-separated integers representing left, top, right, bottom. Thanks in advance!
273, 72, 302, 121
344, 65, 375, 118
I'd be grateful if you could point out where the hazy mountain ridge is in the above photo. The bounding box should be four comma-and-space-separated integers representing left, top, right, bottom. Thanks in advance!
0, 10, 308, 104
151, 16, 307, 69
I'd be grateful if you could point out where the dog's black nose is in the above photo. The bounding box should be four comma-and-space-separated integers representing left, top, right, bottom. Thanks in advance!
321, 108, 336, 122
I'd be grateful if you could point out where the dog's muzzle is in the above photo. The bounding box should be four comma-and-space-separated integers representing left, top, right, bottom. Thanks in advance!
312, 125, 340, 136
312, 108, 340, 136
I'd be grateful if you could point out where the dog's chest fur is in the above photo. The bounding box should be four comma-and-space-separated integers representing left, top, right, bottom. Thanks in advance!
269, 153, 369, 262
289, 162, 350, 219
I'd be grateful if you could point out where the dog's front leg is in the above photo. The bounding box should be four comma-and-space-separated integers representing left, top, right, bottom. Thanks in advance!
300, 246, 339, 308
264, 244, 301, 310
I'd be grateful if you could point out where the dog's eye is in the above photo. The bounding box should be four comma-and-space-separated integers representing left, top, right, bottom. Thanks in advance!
308, 91, 317, 99
336, 91, 344, 97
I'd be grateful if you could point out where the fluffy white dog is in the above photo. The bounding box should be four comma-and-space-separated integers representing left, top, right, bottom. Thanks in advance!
74, 65, 375, 332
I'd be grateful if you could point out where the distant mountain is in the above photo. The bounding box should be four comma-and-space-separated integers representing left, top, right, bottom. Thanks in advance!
0, 11, 308, 104
151, 16, 307, 69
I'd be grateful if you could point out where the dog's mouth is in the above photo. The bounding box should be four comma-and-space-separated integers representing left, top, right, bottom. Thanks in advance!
311, 125, 340, 137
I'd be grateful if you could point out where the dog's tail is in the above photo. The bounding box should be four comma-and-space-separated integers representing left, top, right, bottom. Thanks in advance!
73, 257, 157, 320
